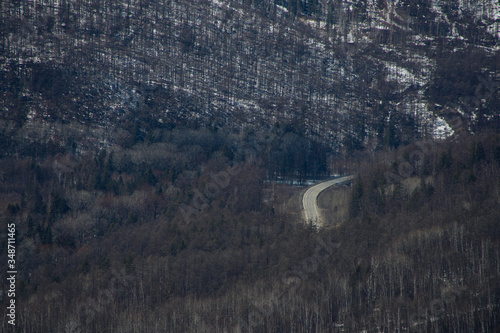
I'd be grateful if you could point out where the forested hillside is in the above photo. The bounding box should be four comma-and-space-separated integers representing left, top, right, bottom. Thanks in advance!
1, 0, 500, 332
1, 127, 500, 332
1, 0, 499, 152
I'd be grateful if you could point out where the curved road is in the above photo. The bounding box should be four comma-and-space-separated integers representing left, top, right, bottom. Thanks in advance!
302, 175, 355, 228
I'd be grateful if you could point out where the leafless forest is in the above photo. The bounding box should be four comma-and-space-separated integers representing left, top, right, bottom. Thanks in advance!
1, 0, 500, 332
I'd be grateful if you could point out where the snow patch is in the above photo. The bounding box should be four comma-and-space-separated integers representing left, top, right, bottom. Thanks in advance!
432, 116, 454, 139
275, 5, 288, 13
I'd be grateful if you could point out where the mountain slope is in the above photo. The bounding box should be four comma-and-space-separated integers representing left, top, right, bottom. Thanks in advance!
1, 0, 499, 153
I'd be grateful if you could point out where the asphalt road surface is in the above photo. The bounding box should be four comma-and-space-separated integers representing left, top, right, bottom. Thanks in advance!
302, 175, 355, 228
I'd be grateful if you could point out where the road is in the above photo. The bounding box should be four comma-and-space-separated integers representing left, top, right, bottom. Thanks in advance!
302, 175, 355, 228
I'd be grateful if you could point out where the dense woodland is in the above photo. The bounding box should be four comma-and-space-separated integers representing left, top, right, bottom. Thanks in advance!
1, 0, 500, 332
1, 125, 500, 332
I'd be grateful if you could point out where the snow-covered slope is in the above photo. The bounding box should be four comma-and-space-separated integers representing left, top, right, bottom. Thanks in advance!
0, 0, 498, 152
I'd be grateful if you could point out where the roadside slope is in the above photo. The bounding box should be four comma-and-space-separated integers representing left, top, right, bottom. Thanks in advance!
302, 175, 355, 228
